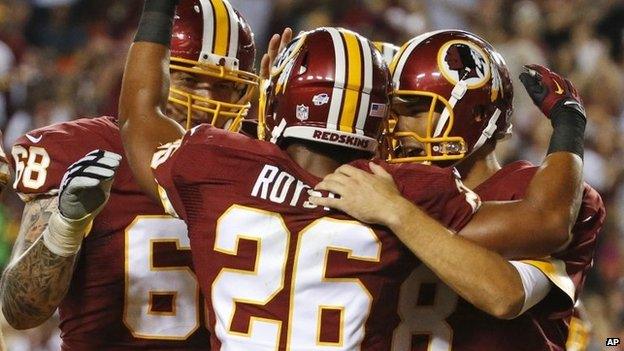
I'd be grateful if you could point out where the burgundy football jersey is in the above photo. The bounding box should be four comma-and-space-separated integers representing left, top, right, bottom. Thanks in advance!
11, 116, 210, 350
394, 160, 605, 351
153, 125, 478, 351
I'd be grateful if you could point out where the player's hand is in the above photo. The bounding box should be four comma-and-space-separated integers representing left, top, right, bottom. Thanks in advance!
59, 150, 122, 220
0, 131, 9, 194
259, 27, 293, 79
519, 64, 585, 119
308, 163, 408, 226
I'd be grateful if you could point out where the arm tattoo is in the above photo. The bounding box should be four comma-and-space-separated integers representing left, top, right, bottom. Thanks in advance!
0, 196, 79, 329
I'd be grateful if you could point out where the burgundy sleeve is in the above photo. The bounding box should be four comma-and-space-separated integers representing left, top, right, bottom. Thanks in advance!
523, 185, 605, 317
10, 123, 109, 201
152, 139, 189, 220
152, 125, 229, 220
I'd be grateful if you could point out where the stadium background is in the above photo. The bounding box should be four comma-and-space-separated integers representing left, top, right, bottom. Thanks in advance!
0, 0, 622, 349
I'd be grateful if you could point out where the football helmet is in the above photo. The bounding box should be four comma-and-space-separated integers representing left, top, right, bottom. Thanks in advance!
259, 27, 391, 154
373, 41, 400, 66
169, 0, 258, 130
386, 30, 513, 164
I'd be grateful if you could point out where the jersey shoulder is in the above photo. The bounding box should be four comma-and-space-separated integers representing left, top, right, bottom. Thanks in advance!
153, 125, 293, 217
569, 183, 605, 250
183, 124, 285, 159
169, 124, 292, 180
381, 161, 464, 203
474, 160, 536, 200
11, 116, 121, 199
351, 160, 479, 231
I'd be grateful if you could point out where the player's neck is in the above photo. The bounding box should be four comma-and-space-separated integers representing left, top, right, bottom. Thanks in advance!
285, 143, 345, 179
454, 143, 501, 189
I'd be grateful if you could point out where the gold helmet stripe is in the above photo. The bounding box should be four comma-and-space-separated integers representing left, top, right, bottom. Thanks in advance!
338, 31, 364, 133
355, 36, 374, 133
222, 0, 239, 57
211, 0, 231, 56
326, 27, 347, 130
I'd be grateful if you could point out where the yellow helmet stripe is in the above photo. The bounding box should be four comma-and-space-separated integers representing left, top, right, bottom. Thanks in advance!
211, 0, 231, 56
373, 41, 384, 51
222, 0, 239, 57
355, 36, 374, 133
338, 31, 364, 133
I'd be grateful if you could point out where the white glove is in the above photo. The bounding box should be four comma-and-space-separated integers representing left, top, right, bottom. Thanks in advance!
43, 150, 122, 257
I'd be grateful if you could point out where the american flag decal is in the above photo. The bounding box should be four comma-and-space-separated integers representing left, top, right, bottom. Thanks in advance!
369, 103, 387, 117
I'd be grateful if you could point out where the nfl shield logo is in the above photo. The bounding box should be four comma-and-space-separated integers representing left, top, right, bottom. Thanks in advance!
296, 104, 309, 121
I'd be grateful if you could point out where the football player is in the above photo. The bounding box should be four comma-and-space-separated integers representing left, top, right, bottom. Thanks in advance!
119, 2, 587, 349
311, 30, 603, 350
0, 0, 257, 349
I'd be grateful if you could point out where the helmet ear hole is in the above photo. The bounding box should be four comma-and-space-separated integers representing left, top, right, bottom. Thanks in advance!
472, 105, 486, 122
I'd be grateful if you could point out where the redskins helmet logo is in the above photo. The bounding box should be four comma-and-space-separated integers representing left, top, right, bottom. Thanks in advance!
438, 40, 490, 89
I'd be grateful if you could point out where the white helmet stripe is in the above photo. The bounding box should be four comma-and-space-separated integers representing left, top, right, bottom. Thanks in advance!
356, 36, 374, 134
326, 27, 346, 131
199, 0, 216, 60
392, 29, 450, 88
222, 0, 239, 57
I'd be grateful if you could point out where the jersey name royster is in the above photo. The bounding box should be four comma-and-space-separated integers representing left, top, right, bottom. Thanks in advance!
154, 125, 478, 351
11, 116, 210, 350
399, 160, 605, 351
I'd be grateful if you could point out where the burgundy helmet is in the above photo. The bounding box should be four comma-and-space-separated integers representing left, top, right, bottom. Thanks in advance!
169, 0, 258, 130
259, 27, 392, 154
387, 30, 513, 164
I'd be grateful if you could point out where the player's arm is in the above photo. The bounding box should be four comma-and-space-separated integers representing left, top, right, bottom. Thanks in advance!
457, 65, 586, 258
311, 163, 544, 319
0, 196, 66, 329
118, 0, 184, 201
0, 151, 120, 329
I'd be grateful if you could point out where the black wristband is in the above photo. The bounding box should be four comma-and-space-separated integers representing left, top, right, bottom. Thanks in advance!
133, 0, 178, 46
547, 104, 586, 159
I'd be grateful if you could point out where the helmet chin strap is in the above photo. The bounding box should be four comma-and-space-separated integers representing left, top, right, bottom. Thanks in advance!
431, 72, 502, 156
433, 79, 468, 137
270, 118, 287, 144
471, 108, 501, 152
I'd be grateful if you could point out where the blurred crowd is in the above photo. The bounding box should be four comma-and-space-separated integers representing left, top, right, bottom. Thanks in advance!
0, 0, 622, 349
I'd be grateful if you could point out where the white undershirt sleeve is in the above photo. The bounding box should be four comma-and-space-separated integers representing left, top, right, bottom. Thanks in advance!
509, 260, 552, 316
